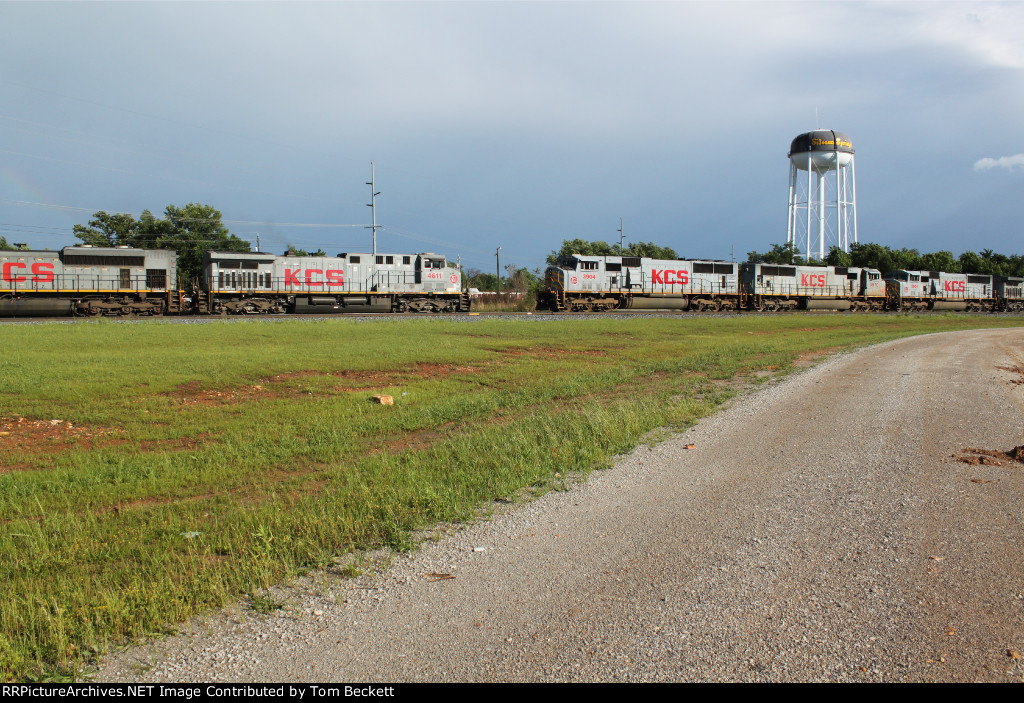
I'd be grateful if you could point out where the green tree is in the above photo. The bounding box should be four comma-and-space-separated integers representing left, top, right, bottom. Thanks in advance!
958, 250, 982, 274
919, 250, 959, 273
547, 238, 678, 265
0, 237, 30, 251
157, 204, 250, 285
72, 203, 251, 286
284, 245, 327, 256
626, 241, 678, 259
747, 242, 799, 264
73, 211, 141, 247
825, 246, 852, 267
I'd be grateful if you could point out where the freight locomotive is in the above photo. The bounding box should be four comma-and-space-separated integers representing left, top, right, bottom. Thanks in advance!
539, 254, 1024, 313
0, 245, 181, 317
0, 246, 467, 316
3, 245, 1022, 317
196, 250, 468, 314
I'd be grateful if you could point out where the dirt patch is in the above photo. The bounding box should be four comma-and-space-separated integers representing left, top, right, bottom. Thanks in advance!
996, 365, 1024, 385
165, 364, 491, 406
954, 446, 1024, 467
793, 347, 844, 369
487, 346, 610, 359
0, 416, 124, 471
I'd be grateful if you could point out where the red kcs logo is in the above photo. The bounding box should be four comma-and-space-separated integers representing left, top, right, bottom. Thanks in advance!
2, 262, 54, 283
283, 269, 344, 287
651, 270, 689, 285
801, 274, 826, 287
944, 280, 965, 293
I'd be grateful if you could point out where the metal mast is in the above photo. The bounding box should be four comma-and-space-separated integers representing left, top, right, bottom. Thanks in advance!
366, 162, 380, 256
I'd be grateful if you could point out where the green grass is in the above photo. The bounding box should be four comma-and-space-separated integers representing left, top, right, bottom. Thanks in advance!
0, 313, 1021, 680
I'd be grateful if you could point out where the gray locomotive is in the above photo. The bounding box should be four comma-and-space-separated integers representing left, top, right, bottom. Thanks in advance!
197, 250, 468, 315
0, 245, 180, 317
541, 253, 1024, 312
885, 270, 1024, 312
541, 255, 741, 312
540, 255, 887, 312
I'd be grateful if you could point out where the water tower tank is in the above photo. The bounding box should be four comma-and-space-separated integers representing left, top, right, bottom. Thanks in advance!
785, 129, 858, 262
789, 130, 854, 172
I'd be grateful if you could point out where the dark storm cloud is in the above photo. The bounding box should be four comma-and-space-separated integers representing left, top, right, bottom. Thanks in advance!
1, 2, 1022, 268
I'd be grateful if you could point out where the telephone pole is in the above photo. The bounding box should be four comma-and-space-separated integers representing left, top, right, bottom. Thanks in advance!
366, 162, 381, 256
496, 246, 501, 295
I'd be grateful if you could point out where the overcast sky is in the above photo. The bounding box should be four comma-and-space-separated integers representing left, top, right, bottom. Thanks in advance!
2, 1, 1022, 272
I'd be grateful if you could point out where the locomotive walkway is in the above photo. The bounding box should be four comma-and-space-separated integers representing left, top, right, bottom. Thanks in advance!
98, 328, 1024, 682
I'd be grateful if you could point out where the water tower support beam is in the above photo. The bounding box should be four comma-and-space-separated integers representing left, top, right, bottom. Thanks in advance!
851, 156, 858, 247
787, 161, 796, 250
836, 150, 844, 254
817, 169, 825, 262
806, 153, 813, 262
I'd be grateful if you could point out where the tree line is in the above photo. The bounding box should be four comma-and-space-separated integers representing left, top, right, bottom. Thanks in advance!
746, 242, 1024, 277
70, 204, 250, 284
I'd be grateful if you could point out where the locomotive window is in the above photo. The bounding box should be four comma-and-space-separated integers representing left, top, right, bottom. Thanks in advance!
968, 275, 991, 284
847, 272, 858, 280
605, 262, 621, 272
218, 273, 224, 288
694, 263, 715, 274
580, 261, 598, 270
622, 257, 642, 267
146, 269, 166, 288
386, 256, 394, 265
62, 254, 145, 267
761, 266, 779, 276
349, 256, 361, 264
714, 263, 734, 274
403, 256, 411, 265
779, 267, 795, 276
834, 267, 848, 276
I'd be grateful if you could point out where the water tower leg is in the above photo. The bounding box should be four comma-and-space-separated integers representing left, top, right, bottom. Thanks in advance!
837, 152, 844, 253
850, 156, 858, 247
787, 161, 796, 250
817, 170, 825, 262
806, 154, 813, 262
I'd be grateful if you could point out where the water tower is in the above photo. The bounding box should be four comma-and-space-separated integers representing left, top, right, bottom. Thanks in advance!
786, 130, 857, 262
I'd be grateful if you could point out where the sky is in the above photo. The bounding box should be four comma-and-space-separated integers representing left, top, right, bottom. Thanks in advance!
1, 1, 1022, 274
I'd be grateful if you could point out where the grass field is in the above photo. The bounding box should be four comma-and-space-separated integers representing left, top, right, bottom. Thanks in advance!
1, 313, 1022, 680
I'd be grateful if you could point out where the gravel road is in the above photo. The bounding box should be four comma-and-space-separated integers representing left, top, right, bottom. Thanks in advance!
96, 328, 1024, 682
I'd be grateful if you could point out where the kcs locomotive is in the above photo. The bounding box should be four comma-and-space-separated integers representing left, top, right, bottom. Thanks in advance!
539, 254, 1024, 313
0, 246, 467, 316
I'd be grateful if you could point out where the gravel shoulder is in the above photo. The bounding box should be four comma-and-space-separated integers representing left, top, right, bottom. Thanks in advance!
96, 328, 1024, 683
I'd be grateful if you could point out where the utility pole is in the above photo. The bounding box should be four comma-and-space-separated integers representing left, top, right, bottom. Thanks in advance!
618, 217, 625, 253
366, 162, 381, 256
496, 246, 501, 295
